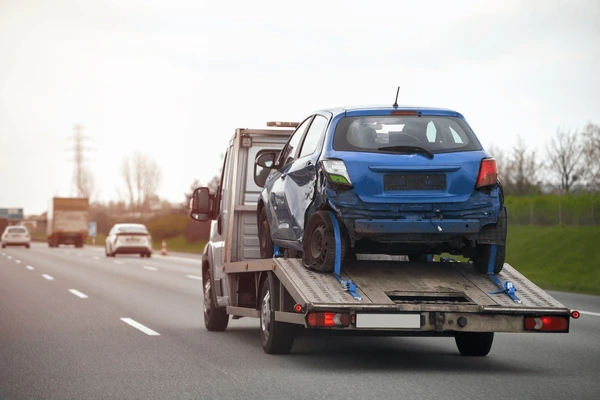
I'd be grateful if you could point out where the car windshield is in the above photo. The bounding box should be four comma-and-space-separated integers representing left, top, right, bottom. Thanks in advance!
333, 115, 482, 154
7, 227, 27, 233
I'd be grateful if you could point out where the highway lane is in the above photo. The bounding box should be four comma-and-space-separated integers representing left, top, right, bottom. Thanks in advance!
1, 243, 599, 400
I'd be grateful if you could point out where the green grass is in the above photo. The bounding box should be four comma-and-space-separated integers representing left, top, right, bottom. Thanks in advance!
504, 226, 600, 295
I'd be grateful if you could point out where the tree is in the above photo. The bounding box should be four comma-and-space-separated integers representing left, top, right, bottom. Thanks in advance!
508, 136, 542, 196
546, 128, 584, 194
182, 178, 202, 210
582, 122, 600, 190
120, 152, 162, 216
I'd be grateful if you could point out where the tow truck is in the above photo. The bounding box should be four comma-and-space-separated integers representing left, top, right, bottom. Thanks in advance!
189, 121, 579, 355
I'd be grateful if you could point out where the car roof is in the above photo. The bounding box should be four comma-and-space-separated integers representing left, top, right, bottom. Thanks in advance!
313, 105, 464, 118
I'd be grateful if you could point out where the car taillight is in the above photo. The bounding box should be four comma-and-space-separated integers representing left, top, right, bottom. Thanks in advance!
475, 158, 498, 188
320, 159, 353, 186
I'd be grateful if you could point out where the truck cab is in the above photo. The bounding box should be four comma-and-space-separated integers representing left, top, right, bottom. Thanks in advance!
192, 124, 295, 325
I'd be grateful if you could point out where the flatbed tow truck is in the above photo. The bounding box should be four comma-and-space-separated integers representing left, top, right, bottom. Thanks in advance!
190, 122, 579, 356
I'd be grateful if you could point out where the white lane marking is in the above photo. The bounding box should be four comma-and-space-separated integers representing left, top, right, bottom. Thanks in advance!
1, 252, 5, 256
186, 275, 202, 280
7, 255, 12, 259
143, 266, 158, 271
579, 311, 600, 317
69, 289, 89, 299
93, 256, 99, 260
42, 274, 54, 281
15, 260, 21, 264
26, 265, 34, 270
113, 260, 124, 264
120, 318, 160, 336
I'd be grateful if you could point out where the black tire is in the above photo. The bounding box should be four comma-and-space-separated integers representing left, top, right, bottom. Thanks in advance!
455, 332, 494, 356
258, 206, 274, 259
472, 207, 507, 274
1, 243, 5, 249
147, 252, 152, 258
302, 211, 346, 273
203, 268, 229, 331
25, 244, 30, 249
260, 277, 295, 354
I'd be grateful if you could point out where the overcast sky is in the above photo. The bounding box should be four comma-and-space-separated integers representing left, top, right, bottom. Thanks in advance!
1, 0, 599, 216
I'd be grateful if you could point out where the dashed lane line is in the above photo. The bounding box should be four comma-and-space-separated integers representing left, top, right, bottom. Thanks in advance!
120, 318, 160, 336
42, 274, 54, 281
69, 289, 89, 299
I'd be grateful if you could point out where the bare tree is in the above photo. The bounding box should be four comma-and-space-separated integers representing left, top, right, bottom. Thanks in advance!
546, 128, 584, 194
582, 122, 600, 190
120, 152, 162, 216
509, 136, 542, 196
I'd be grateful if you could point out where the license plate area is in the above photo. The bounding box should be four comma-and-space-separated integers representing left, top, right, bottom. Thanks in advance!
125, 237, 140, 243
355, 313, 422, 329
384, 174, 446, 190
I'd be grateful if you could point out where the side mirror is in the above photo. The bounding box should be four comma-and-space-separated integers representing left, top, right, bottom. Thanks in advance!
190, 187, 214, 221
255, 152, 278, 168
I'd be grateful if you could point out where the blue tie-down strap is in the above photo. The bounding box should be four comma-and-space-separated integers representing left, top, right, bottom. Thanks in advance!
488, 274, 521, 303
328, 211, 362, 301
273, 244, 283, 258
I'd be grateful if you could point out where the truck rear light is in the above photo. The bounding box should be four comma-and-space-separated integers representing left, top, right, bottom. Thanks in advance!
307, 312, 351, 327
524, 316, 568, 332
475, 158, 498, 188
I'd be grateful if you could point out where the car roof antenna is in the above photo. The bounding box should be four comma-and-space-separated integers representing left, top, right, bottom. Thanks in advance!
392, 86, 400, 108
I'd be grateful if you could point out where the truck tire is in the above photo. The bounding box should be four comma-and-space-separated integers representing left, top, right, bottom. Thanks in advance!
258, 206, 274, 259
455, 332, 494, 356
203, 268, 229, 331
302, 211, 346, 273
260, 277, 295, 354
472, 207, 507, 274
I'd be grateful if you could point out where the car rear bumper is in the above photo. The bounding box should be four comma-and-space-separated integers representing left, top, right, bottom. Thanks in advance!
354, 219, 481, 234
113, 245, 152, 254
2, 240, 30, 245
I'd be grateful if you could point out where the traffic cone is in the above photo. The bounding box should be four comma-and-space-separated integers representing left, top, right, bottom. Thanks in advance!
161, 240, 167, 256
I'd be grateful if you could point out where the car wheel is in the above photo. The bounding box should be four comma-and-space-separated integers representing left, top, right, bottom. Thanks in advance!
26, 244, 30, 249
147, 252, 152, 258
203, 267, 229, 331
260, 275, 296, 354
1, 243, 5, 248
472, 207, 507, 274
302, 210, 346, 273
258, 206, 274, 259
455, 332, 494, 356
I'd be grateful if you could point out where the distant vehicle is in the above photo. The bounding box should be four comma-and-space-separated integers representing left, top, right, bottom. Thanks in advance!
47, 197, 89, 248
256, 105, 506, 274
1, 225, 31, 248
105, 223, 153, 257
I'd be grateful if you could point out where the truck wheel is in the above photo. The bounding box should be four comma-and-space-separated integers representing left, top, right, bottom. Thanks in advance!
258, 206, 274, 259
203, 268, 229, 331
455, 332, 494, 356
302, 211, 346, 273
260, 277, 295, 354
472, 207, 507, 274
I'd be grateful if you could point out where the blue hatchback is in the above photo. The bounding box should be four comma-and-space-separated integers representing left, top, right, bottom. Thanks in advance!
256, 105, 506, 274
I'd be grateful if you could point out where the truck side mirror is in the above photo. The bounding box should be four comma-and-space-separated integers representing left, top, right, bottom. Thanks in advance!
190, 187, 214, 221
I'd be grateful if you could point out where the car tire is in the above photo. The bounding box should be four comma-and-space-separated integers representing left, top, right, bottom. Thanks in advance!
203, 267, 229, 331
260, 275, 295, 354
25, 244, 30, 249
258, 206, 274, 259
455, 332, 494, 356
147, 252, 152, 258
1, 243, 5, 249
472, 207, 507, 274
302, 210, 347, 273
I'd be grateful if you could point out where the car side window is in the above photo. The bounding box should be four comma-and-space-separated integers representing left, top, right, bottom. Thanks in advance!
278, 117, 312, 167
298, 115, 328, 158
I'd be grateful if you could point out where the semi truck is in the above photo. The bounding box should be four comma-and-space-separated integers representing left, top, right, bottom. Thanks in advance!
47, 197, 89, 248
189, 122, 579, 356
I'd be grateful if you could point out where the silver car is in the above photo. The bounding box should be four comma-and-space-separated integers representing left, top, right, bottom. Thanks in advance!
105, 223, 153, 257
1, 226, 31, 248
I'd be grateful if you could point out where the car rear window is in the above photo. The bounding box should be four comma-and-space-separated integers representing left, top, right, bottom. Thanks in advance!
333, 115, 482, 154
117, 225, 148, 233
7, 227, 27, 233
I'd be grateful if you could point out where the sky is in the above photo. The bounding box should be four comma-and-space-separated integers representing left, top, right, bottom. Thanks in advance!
1, 0, 599, 216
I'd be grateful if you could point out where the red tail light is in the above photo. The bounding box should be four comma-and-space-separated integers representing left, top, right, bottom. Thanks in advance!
307, 312, 351, 327
476, 158, 498, 188
524, 316, 568, 332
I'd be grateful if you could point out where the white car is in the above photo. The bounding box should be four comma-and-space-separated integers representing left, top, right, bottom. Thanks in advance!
1, 226, 31, 248
105, 223, 153, 257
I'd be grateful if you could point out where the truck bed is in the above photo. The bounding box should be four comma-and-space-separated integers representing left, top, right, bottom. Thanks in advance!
269, 257, 568, 315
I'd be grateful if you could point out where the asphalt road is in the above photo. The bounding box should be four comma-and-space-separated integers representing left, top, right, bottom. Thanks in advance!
1, 242, 599, 400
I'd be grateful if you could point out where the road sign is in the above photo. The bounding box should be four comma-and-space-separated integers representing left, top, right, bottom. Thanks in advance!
88, 221, 97, 237
0, 208, 24, 220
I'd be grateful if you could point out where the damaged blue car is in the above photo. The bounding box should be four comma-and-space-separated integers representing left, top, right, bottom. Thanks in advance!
255, 105, 506, 274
